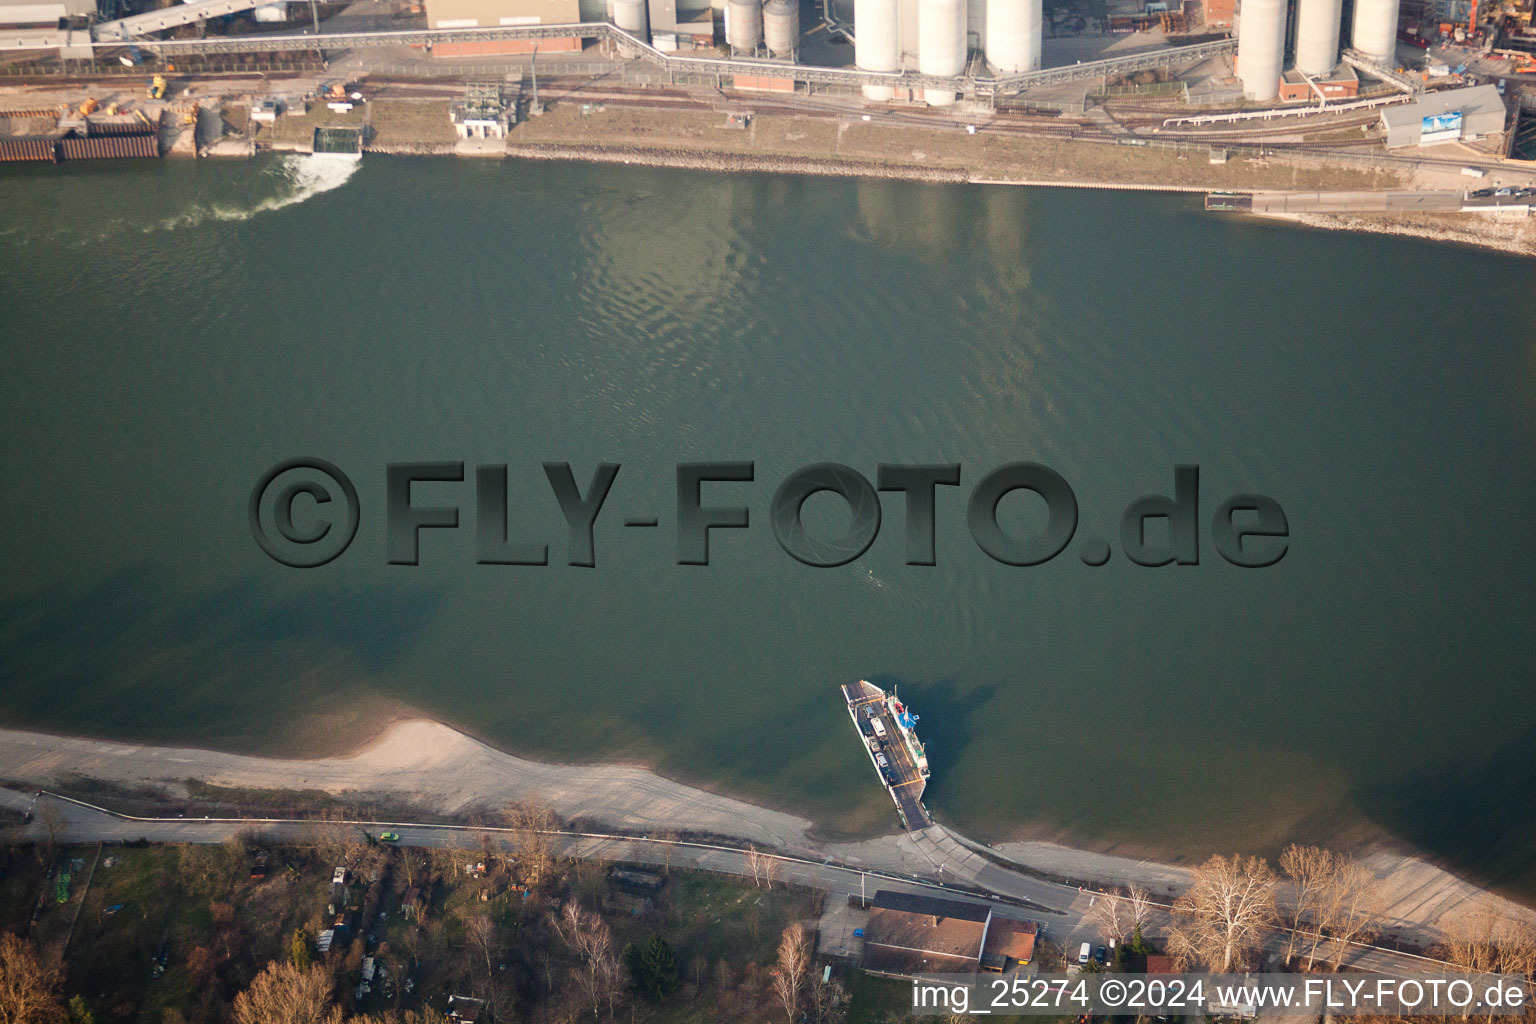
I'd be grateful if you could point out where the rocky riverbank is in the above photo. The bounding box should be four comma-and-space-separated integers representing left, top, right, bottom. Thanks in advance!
1272, 209, 1536, 258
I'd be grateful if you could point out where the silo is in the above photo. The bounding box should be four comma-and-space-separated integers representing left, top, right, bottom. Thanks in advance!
918, 0, 965, 106
763, 0, 799, 56
1293, 0, 1342, 75
1350, 0, 1399, 63
985, 0, 1040, 73
855, 0, 899, 100
1236, 0, 1284, 100
613, 0, 649, 38
725, 0, 763, 52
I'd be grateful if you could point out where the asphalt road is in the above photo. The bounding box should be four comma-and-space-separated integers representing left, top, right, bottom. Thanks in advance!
0, 789, 1457, 977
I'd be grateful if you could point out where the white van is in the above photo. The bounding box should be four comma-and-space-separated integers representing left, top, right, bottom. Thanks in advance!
871, 719, 887, 739
1078, 942, 1092, 965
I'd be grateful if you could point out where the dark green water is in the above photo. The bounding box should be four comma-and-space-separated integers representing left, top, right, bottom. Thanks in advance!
1, 155, 1534, 892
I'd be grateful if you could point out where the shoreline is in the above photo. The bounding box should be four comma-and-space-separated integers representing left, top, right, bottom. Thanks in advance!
7, 75, 1533, 257
355, 139, 1535, 258
0, 715, 1531, 943
1249, 208, 1536, 257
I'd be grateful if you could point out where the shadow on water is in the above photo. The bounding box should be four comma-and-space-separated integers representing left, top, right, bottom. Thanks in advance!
866, 673, 1001, 812
0, 567, 441, 753
1354, 725, 1536, 900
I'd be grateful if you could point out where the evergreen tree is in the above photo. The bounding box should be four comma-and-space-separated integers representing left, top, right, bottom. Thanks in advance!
66, 996, 95, 1024
290, 928, 313, 970
623, 934, 679, 1001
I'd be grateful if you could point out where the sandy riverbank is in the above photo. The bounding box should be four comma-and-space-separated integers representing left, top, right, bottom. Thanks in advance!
0, 717, 1530, 942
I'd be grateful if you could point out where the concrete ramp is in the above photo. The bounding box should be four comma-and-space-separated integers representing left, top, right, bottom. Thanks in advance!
93, 0, 272, 42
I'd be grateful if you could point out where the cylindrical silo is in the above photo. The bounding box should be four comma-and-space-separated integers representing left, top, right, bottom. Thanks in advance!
1236, 0, 1284, 100
725, 0, 763, 52
1350, 0, 1399, 63
1293, 0, 1341, 75
984, 0, 1039, 73
763, 0, 799, 56
613, 0, 649, 39
856, 0, 899, 100
918, 0, 965, 106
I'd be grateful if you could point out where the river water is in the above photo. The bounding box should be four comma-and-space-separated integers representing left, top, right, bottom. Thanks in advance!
1, 154, 1533, 893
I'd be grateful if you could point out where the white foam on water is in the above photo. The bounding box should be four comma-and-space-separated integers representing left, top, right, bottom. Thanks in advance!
155, 154, 361, 230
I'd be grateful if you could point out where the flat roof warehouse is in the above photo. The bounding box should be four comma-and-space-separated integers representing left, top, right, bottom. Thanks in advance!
1380, 85, 1508, 148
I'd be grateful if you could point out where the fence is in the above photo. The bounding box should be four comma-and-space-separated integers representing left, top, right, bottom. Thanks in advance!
0, 56, 324, 75
1096, 79, 1185, 97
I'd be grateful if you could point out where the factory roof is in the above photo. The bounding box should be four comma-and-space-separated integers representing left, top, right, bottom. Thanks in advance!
1281, 63, 1357, 83
0, 0, 96, 21
1381, 84, 1506, 128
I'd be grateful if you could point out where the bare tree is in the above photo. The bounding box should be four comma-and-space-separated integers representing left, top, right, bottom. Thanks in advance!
311, 811, 360, 868
555, 903, 606, 964
651, 829, 680, 873
1126, 884, 1154, 936
1279, 846, 1384, 971
772, 923, 811, 1022
576, 928, 620, 1017
1166, 854, 1277, 972
553, 902, 623, 1019
1436, 909, 1536, 1024
232, 962, 340, 1024
808, 971, 847, 1024
464, 915, 505, 1019
505, 801, 560, 890
1440, 908, 1536, 979
745, 845, 779, 889
34, 804, 63, 868
1090, 889, 1132, 944
598, 949, 625, 1019
1318, 858, 1383, 970
745, 845, 766, 888
0, 934, 64, 1024
1279, 844, 1336, 966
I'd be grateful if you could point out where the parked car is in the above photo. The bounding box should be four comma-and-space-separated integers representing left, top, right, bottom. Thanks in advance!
1095, 945, 1108, 964
1078, 942, 1092, 965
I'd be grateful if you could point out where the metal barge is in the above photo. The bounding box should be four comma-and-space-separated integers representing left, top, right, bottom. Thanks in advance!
840, 680, 933, 832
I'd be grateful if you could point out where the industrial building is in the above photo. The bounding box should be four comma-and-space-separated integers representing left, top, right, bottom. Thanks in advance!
861, 890, 1038, 976
0, 0, 95, 55
854, 0, 1044, 103
1276, 62, 1358, 100
1236, 0, 1402, 100
1379, 83, 1507, 145
424, 0, 583, 54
